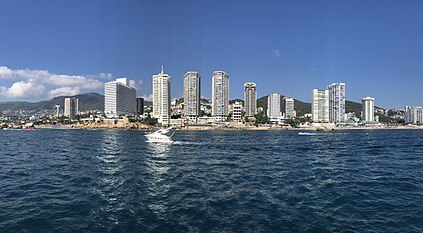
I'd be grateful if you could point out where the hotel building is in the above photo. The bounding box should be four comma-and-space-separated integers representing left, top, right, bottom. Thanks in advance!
328, 83, 346, 123
64, 97, 79, 119
153, 67, 171, 125
267, 93, 281, 118
361, 97, 375, 123
184, 72, 201, 122
312, 89, 329, 123
105, 78, 136, 118
282, 96, 295, 119
244, 82, 257, 117
211, 71, 229, 121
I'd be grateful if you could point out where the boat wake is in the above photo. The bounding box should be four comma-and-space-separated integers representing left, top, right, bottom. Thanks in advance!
298, 132, 319, 136
172, 141, 203, 145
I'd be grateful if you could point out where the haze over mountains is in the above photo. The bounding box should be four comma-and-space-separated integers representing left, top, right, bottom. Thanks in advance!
0, 92, 368, 117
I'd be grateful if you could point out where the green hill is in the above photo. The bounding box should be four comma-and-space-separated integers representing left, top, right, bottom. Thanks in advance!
0, 92, 105, 112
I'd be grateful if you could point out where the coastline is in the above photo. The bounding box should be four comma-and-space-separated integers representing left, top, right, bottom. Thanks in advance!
35, 122, 423, 131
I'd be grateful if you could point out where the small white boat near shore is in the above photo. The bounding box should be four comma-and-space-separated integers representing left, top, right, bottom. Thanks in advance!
145, 127, 174, 143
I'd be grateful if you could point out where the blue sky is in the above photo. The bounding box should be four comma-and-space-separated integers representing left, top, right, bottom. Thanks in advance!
0, 0, 422, 108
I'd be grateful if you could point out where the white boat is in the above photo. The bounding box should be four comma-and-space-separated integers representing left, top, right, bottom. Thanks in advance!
145, 127, 174, 143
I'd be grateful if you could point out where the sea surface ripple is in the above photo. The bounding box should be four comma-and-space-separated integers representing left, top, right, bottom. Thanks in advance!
0, 129, 422, 232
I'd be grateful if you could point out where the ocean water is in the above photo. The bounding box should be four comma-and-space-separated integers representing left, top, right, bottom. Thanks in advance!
0, 129, 422, 232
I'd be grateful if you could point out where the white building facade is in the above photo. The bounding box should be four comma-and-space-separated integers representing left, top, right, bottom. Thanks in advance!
153, 67, 171, 126
405, 106, 423, 124
184, 72, 201, 122
105, 78, 136, 118
282, 96, 295, 119
312, 89, 329, 123
244, 82, 257, 117
231, 101, 243, 122
328, 83, 346, 123
64, 97, 79, 119
267, 93, 281, 118
211, 71, 229, 121
361, 97, 375, 123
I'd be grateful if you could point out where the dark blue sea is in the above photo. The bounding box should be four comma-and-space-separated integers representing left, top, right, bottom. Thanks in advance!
0, 129, 422, 232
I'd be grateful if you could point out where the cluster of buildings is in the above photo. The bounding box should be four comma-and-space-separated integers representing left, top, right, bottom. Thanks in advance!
311, 83, 378, 125
101, 67, 382, 126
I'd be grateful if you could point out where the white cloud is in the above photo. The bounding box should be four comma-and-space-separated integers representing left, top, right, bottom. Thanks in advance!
0, 66, 104, 90
48, 87, 80, 98
45, 74, 102, 89
98, 73, 113, 80
272, 49, 281, 57
129, 80, 137, 88
0, 81, 45, 99
140, 94, 153, 101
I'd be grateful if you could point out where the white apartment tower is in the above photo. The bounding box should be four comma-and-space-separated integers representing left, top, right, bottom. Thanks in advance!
312, 89, 329, 123
64, 97, 79, 119
267, 93, 281, 118
282, 96, 295, 119
153, 66, 171, 125
184, 72, 201, 121
105, 78, 136, 118
211, 71, 229, 121
328, 83, 346, 123
362, 97, 375, 123
405, 106, 423, 124
244, 82, 257, 117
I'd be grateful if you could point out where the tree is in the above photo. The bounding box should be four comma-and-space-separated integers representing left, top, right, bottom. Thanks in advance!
254, 111, 269, 126
144, 113, 158, 126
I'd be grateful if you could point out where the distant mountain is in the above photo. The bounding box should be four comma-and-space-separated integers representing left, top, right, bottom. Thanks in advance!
0, 92, 105, 112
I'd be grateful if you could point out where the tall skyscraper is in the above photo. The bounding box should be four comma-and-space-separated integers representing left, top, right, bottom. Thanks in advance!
64, 97, 78, 119
244, 82, 257, 117
312, 89, 329, 123
361, 97, 375, 123
328, 83, 346, 123
267, 93, 281, 118
184, 72, 201, 121
405, 106, 423, 124
282, 96, 295, 119
136, 97, 144, 116
105, 78, 136, 118
153, 66, 171, 125
211, 71, 229, 121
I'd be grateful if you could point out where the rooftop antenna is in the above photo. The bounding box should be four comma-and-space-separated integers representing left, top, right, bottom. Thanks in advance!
161, 65, 164, 74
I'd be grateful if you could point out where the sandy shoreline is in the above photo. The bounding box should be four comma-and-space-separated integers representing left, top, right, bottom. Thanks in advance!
35, 123, 423, 131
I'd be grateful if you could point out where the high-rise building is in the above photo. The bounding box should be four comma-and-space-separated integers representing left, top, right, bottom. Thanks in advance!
244, 82, 257, 117
361, 97, 375, 123
312, 89, 329, 123
405, 106, 423, 124
282, 96, 295, 119
153, 66, 171, 125
64, 97, 78, 119
105, 78, 136, 118
136, 97, 144, 116
328, 83, 346, 123
184, 72, 201, 121
211, 71, 229, 121
267, 93, 281, 118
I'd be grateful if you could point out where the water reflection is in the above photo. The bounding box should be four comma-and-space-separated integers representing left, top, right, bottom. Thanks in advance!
91, 130, 126, 226
145, 142, 173, 218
